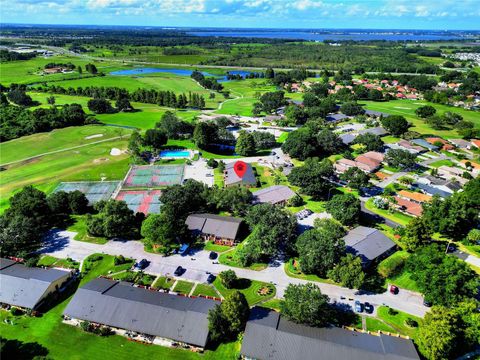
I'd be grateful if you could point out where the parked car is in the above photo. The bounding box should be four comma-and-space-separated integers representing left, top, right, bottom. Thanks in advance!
389, 285, 399, 295
354, 300, 363, 313
206, 274, 216, 284
364, 302, 374, 314
174, 266, 185, 276
423, 300, 432, 307
134, 259, 149, 270
209, 251, 218, 260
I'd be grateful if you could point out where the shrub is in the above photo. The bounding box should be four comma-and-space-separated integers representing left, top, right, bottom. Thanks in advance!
288, 194, 303, 207
114, 255, 126, 265
207, 158, 218, 168
80, 321, 91, 332
387, 307, 398, 316
378, 255, 406, 278
219, 270, 238, 289
405, 318, 418, 328
10, 307, 23, 316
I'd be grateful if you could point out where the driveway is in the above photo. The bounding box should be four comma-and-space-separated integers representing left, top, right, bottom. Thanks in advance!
40, 230, 428, 317
183, 158, 214, 186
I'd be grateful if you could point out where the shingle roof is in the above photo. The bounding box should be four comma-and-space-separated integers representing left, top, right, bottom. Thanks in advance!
397, 190, 432, 203
185, 213, 243, 240
340, 133, 357, 145
64, 278, 218, 347
241, 307, 420, 360
358, 126, 388, 136
343, 227, 396, 264
365, 110, 390, 118
411, 139, 439, 151
326, 113, 350, 122
225, 162, 257, 186
0, 258, 71, 309
252, 185, 296, 205
394, 197, 423, 217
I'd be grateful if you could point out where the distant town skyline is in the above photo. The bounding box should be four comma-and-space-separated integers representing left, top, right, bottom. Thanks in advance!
1, 0, 479, 30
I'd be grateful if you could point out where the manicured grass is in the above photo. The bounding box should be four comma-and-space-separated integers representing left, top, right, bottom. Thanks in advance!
365, 317, 396, 333
67, 215, 108, 245
259, 299, 284, 311
251, 163, 289, 190
204, 241, 231, 253
277, 132, 289, 143
37, 255, 80, 270
284, 258, 335, 284
0, 250, 239, 359
386, 270, 420, 292
151, 276, 175, 290
364, 198, 413, 226
428, 159, 456, 168
381, 135, 401, 144
377, 306, 423, 339
213, 278, 276, 306
191, 284, 220, 298
172, 280, 195, 295
218, 245, 268, 271
214, 168, 225, 187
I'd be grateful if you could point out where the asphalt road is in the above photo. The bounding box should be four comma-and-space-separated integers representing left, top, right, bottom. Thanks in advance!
40, 230, 428, 317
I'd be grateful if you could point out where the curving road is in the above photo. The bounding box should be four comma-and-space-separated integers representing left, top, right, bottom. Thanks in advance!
40, 229, 428, 317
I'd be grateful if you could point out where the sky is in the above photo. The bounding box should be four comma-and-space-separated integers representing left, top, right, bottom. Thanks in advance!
0, 0, 479, 30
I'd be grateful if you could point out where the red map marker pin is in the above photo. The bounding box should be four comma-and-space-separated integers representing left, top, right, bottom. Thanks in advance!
233, 161, 247, 178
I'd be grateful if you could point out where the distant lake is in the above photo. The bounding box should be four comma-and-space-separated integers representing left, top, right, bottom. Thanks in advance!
189, 30, 463, 41
110, 68, 256, 81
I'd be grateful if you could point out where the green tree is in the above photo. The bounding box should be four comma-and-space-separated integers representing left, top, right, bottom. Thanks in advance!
141, 213, 179, 247
287, 158, 333, 199
281, 128, 318, 160
415, 105, 436, 118
339, 167, 370, 190
143, 129, 167, 151
381, 115, 410, 136
208, 291, 249, 342
402, 217, 433, 251
316, 129, 344, 155
235, 131, 256, 156
115, 97, 133, 112
87, 200, 137, 239
327, 254, 365, 289
128, 131, 142, 158
193, 121, 218, 149
325, 193, 361, 226
259, 91, 285, 114
87, 98, 114, 114
385, 149, 416, 169
281, 283, 333, 327
213, 186, 252, 216
340, 101, 365, 116
353, 133, 384, 152
47, 96, 56, 105
219, 270, 237, 289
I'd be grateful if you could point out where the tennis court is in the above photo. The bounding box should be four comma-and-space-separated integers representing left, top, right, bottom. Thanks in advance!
54, 181, 120, 204
115, 190, 162, 214
123, 165, 184, 187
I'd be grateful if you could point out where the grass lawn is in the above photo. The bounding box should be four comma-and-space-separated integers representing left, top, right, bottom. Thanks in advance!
284, 258, 335, 285
365, 317, 396, 333
277, 132, 289, 143
151, 276, 175, 290
214, 168, 225, 187
377, 306, 423, 340
259, 299, 284, 311
386, 270, 420, 292
218, 243, 268, 271
381, 135, 401, 144
67, 215, 108, 245
203, 241, 231, 253
213, 278, 276, 306
251, 163, 289, 190
428, 159, 456, 168
37, 255, 80, 270
0, 250, 240, 359
172, 280, 195, 295
364, 198, 413, 227
191, 284, 220, 298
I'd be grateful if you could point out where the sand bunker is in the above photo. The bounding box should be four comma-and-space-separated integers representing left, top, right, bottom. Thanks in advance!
85, 134, 104, 140
110, 148, 122, 156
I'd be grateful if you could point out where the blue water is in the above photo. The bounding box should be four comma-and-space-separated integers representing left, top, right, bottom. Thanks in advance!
110, 67, 256, 81
159, 150, 191, 158
189, 30, 464, 41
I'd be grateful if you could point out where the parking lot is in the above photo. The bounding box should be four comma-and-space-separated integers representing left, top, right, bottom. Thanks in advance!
183, 159, 214, 186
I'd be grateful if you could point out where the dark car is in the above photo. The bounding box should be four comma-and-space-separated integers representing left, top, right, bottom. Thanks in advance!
354, 300, 363, 313
209, 251, 218, 260
174, 266, 185, 276
134, 259, 149, 270
206, 274, 216, 284
423, 300, 432, 307
364, 302, 374, 314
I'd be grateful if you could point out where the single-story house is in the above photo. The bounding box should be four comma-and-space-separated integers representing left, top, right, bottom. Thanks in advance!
343, 226, 396, 267
414, 175, 462, 198
326, 113, 350, 123
460, 160, 480, 172
449, 139, 472, 149
364, 110, 390, 118
355, 151, 384, 172
335, 158, 372, 174
357, 126, 388, 137
185, 213, 243, 246
340, 133, 357, 145
63, 278, 218, 350
394, 196, 423, 217
471, 139, 480, 148
411, 139, 439, 151
397, 190, 432, 204
425, 137, 454, 151
224, 162, 257, 187
392, 140, 425, 154
252, 185, 296, 206
241, 307, 420, 360
0, 258, 72, 310
436, 166, 469, 185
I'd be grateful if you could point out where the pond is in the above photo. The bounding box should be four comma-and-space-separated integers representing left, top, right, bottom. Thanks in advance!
110, 67, 258, 82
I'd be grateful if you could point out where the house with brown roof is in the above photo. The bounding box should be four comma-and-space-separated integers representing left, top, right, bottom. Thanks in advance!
393, 197, 423, 217
397, 190, 432, 204
185, 213, 244, 246
355, 151, 384, 172
471, 139, 480, 149
425, 137, 453, 151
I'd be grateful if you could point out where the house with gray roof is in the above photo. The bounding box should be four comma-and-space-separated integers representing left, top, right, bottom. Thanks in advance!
0, 258, 72, 310
224, 162, 257, 187
64, 278, 218, 349
241, 307, 420, 360
358, 126, 388, 137
365, 110, 390, 118
326, 113, 350, 122
344, 227, 396, 266
252, 185, 296, 206
411, 139, 439, 151
340, 133, 357, 145
185, 213, 243, 246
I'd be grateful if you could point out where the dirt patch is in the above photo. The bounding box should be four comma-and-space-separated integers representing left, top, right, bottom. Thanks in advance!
110, 148, 122, 156
93, 158, 110, 164
85, 134, 104, 140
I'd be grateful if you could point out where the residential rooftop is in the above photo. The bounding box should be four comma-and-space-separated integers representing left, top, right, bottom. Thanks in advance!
224, 162, 256, 186
252, 185, 296, 205
343, 226, 396, 265
185, 213, 243, 240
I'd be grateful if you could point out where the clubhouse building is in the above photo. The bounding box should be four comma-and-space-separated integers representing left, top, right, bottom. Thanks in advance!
185, 213, 244, 246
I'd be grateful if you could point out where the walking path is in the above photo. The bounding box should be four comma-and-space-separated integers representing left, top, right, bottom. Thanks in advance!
40, 230, 428, 317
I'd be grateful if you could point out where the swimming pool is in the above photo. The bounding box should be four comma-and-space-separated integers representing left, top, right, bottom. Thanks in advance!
159, 150, 191, 158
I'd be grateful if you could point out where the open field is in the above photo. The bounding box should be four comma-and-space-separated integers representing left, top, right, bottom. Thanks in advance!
0, 253, 239, 359
361, 99, 480, 138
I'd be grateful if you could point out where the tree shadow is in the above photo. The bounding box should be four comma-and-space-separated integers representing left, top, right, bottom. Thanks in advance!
0, 337, 49, 360
234, 278, 252, 290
